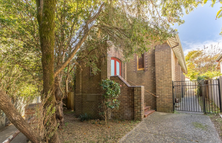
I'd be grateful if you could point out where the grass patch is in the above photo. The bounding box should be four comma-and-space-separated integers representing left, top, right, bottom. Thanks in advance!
192, 122, 208, 130
174, 111, 180, 114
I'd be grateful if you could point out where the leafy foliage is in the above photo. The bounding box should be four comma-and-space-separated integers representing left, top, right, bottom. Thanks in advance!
197, 75, 209, 81
185, 44, 222, 80
99, 79, 120, 124
210, 0, 222, 34
79, 113, 92, 122
100, 79, 120, 109
0, 0, 203, 76
0, 45, 42, 113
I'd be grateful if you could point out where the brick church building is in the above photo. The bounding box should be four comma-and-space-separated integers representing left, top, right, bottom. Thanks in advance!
75, 35, 187, 121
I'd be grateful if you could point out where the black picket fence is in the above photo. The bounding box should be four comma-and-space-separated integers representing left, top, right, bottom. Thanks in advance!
173, 79, 222, 114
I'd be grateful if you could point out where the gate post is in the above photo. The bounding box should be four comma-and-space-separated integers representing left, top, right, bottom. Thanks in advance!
202, 81, 206, 114
172, 81, 174, 112
218, 79, 222, 113
182, 84, 184, 98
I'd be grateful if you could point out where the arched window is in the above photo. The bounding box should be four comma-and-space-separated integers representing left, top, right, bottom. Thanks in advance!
111, 57, 121, 76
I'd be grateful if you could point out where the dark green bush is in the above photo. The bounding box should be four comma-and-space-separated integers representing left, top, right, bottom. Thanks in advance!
79, 113, 91, 122
99, 79, 121, 124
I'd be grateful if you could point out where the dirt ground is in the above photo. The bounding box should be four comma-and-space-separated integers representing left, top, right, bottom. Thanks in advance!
209, 114, 222, 141
58, 111, 139, 143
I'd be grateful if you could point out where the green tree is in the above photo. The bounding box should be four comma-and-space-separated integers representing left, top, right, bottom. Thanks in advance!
1, 0, 218, 142
0, 46, 41, 110
185, 44, 222, 80
0, 45, 42, 142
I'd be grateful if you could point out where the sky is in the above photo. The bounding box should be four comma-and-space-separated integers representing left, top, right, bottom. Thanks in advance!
174, 1, 222, 55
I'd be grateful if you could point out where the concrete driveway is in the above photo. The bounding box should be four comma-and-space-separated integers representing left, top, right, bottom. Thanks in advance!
120, 112, 221, 143
0, 125, 27, 143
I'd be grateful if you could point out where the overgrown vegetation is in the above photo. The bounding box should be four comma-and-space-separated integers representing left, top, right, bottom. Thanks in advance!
99, 79, 120, 124
198, 96, 220, 114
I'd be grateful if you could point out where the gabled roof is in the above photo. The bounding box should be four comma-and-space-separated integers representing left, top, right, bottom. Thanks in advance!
216, 54, 222, 62
167, 34, 188, 74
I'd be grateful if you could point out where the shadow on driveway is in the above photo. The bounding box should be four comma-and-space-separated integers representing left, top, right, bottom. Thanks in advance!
120, 112, 221, 143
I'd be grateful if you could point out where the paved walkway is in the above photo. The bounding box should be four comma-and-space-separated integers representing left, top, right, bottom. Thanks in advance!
120, 112, 221, 143
0, 125, 27, 143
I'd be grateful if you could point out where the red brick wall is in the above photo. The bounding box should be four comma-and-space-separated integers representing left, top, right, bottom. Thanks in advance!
155, 43, 173, 112
171, 52, 184, 82
174, 57, 183, 99
110, 76, 134, 120
175, 58, 182, 81
126, 48, 156, 110
134, 86, 144, 121
75, 56, 106, 118
110, 76, 144, 121
181, 70, 185, 82
171, 51, 176, 81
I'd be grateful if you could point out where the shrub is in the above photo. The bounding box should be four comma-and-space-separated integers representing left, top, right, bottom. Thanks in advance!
79, 113, 91, 122
99, 79, 121, 124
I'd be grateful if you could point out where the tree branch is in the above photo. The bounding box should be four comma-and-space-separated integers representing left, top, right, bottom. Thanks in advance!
54, 3, 105, 77
0, 90, 40, 143
36, 0, 43, 24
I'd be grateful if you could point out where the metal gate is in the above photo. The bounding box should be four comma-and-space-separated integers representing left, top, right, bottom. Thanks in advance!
173, 79, 222, 113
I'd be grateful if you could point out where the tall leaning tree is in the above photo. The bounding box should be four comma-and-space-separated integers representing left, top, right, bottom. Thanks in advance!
1, 0, 221, 142
36, 0, 61, 142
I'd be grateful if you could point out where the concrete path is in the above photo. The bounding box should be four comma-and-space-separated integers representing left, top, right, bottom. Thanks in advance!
120, 112, 221, 143
0, 125, 27, 143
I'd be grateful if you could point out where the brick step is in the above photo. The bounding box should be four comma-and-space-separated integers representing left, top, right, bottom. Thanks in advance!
144, 110, 155, 118
144, 106, 151, 112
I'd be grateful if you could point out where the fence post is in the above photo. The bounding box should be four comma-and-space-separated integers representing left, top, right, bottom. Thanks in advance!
172, 81, 174, 112
202, 81, 206, 114
218, 78, 222, 113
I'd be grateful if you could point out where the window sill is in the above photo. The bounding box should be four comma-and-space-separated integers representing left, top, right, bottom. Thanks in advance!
136, 70, 145, 74
137, 68, 144, 71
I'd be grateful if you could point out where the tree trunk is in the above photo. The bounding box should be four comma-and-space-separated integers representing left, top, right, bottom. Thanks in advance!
0, 90, 40, 143
36, 0, 60, 142
55, 76, 64, 129
65, 74, 69, 98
